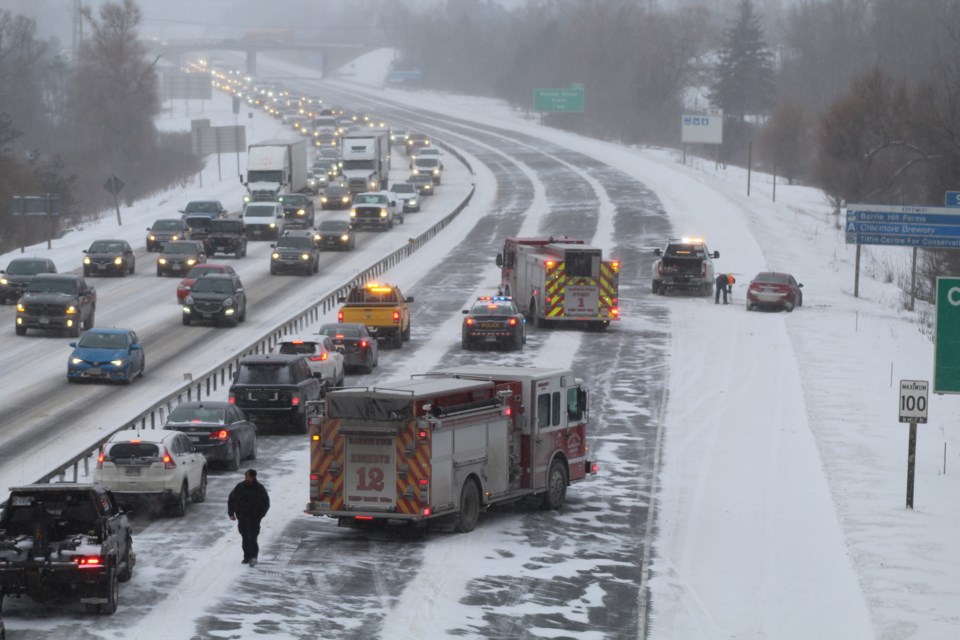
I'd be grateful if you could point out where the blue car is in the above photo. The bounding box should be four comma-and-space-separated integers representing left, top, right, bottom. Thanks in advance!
67, 328, 145, 384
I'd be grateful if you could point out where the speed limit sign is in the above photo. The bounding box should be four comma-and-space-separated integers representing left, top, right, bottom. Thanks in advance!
899, 380, 929, 423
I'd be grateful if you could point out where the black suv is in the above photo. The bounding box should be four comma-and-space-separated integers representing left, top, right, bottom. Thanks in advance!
206, 218, 248, 257
16, 273, 96, 337
83, 239, 136, 277
0, 483, 135, 615
270, 231, 320, 275
229, 354, 322, 433
157, 240, 207, 277
182, 272, 247, 327
277, 193, 316, 228
146, 218, 191, 252
0, 257, 57, 304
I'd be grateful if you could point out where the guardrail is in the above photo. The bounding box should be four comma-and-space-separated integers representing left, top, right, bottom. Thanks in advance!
37, 145, 476, 485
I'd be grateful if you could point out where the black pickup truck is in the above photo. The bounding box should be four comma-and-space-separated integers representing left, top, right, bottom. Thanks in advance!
15, 273, 96, 337
229, 354, 322, 434
652, 238, 720, 296
0, 484, 135, 615
205, 218, 248, 257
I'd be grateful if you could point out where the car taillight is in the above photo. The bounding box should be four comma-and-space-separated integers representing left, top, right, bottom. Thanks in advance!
228, 393, 236, 404
337, 311, 344, 322
392, 311, 400, 323
216, 430, 229, 440
508, 318, 517, 326
291, 396, 300, 406
360, 340, 368, 348
465, 318, 475, 326
163, 449, 176, 469
74, 555, 104, 568
309, 353, 329, 361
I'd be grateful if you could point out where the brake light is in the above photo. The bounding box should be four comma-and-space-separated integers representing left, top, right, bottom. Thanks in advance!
163, 449, 176, 469
334, 333, 345, 339
337, 311, 344, 322
611, 308, 620, 317
228, 394, 236, 404
291, 340, 304, 344
360, 340, 368, 348
392, 310, 400, 323
422, 507, 431, 516
508, 318, 517, 325
310, 473, 319, 481
355, 515, 374, 521
74, 555, 104, 568
418, 478, 428, 486
546, 260, 555, 269
291, 396, 300, 406
465, 318, 475, 326
309, 353, 329, 361
216, 430, 229, 440
504, 406, 512, 416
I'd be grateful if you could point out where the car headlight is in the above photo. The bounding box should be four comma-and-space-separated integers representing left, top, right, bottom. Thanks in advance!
148, 234, 156, 241
16, 302, 25, 312
110, 359, 124, 367
349, 210, 357, 217
301, 253, 311, 261
269, 222, 276, 228
171, 235, 179, 241
243, 194, 251, 203
71, 357, 83, 365
272, 252, 281, 259
321, 196, 328, 203
342, 196, 349, 203
66, 305, 77, 314
113, 256, 123, 265
158, 258, 167, 264
297, 209, 305, 216
408, 198, 418, 206
340, 234, 349, 241
83, 257, 91, 265
380, 209, 388, 218
433, 169, 439, 175
186, 258, 197, 265
413, 168, 420, 175
370, 180, 377, 188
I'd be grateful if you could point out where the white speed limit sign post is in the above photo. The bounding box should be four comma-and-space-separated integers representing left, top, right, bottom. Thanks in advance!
899, 379, 928, 510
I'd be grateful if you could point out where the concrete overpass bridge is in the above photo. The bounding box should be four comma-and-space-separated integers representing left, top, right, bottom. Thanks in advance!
144, 37, 384, 78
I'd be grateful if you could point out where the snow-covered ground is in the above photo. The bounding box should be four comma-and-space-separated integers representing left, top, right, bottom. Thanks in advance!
2, 47, 958, 639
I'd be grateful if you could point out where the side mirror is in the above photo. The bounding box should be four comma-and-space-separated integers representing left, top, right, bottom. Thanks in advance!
654, 248, 662, 256
495, 253, 503, 268
798, 283, 804, 288
713, 251, 720, 259
130, 343, 141, 351
337, 296, 346, 303
69, 341, 77, 347
462, 309, 468, 315
405, 296, 414, 303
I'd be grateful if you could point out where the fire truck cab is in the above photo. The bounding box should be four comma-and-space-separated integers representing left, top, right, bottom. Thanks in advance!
496, 237, 619, 329
306, 365, 596, 533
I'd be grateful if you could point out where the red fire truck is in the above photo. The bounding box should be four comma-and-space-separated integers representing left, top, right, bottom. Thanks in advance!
305, 365, 597, 532
495, 237, 620, 329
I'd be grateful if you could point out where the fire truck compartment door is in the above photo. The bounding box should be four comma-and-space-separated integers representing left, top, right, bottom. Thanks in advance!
344, 434, 396, 511
564, 285, 599, 317
433, 416, 510, 506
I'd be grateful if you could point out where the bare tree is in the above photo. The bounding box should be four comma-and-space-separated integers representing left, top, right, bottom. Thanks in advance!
759, 102, 810, 184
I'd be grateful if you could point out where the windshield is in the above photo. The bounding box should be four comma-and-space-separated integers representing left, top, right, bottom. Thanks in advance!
165, 243, 199, 254
355, 195, 385, 204
78, 331, 129, 349
278, 342, 319, 355
277, 237, 313, 249
756, 273, 790, 284
245, 206, 276, 218
319, 221, 349, 232
107, 442, 160, 459
26, 278, 77, 294
279, 195, 309, 206
152, 220, 181, 231
326, 186, 347, 196
416, 158, 439, 168
168, 404, 226, 424
247, 170, 282, 183
391, 184, 416, 194
6, 260, 49, 276
184, 202, 221, 214
342, 160, 374, 170
236, 363, 291, 384
89, 241, 125, 253
192, 277, 236, 294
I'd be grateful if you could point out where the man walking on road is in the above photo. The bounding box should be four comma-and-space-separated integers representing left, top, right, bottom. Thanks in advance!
228, 469, 270, 567
715, 273, 734, 304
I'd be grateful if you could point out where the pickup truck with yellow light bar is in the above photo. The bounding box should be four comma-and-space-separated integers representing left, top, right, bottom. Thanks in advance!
0, 483, 135, 615
651, 237, 719, 296
336, 282, 413, 349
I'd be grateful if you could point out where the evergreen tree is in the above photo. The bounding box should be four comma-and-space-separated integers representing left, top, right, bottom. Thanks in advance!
710, 0, 774, 122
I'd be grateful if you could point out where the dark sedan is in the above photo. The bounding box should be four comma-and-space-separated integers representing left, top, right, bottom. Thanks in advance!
83, 239, 136, 277
407, 174, 435, 196
317, 323, 379, 374
146, 218, 191, 252
162, 401, 257, 470
746, 271, 804, 312
157, 240, 206, 277
315, 219, 356, 251
461, 296, 526, 351
0, 257, 57, 304
320, 184, 352, 210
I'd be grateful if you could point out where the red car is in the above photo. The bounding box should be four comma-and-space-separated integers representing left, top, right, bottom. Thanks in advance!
746, 271, 803, 312
176, 263, 237, 303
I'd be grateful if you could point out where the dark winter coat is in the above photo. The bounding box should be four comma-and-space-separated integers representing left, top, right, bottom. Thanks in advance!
715, 274, 731, 290
228, 480, 270, 522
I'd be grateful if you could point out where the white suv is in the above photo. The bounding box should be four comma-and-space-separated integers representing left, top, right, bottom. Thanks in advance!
94, 429, 208, 517
271, 335, 345, 391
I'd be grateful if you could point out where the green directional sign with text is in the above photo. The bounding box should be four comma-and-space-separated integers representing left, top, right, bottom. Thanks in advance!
934, 277, 960, 393
534, 85, 585, 113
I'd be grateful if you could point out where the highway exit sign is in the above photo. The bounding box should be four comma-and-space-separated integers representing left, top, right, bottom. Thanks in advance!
534, 85, 584, 113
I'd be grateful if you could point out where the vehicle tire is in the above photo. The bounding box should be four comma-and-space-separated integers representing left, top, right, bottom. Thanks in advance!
117, 541, 134, 583
270, 266, 278, 276
15, 325, 26, 336
85, 310, 95, 330
454, 479, 480, 534
513, 330, 523, 351
156, 268, 163, 277
129, 259, 135, 275
462, 338, 471, 351
139, 357, 145, 379
706, 284, 714, 298
785, 300, 795, 313
228, 442, 241, 471
171, 483, 188, 517
294, 412, 308, 435
193, 469, 207, 503
798, 292, 803, 307
182, 315, 191, 326
652, 280, 660, 294
392, 329, 402, 349
532, 301, 545, 329
746, 302, 754, 311
402, 323, 411, 341
69, 322, 81, 338
541, 459, 568, 510
84, 268, 92, 278
249, 435, 258, 461
97, 566, 119, 615
239, 305, 247, 322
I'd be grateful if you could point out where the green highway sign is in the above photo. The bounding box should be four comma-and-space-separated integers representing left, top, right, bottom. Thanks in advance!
534, 85, 585, 113
934, 277, 960, 393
